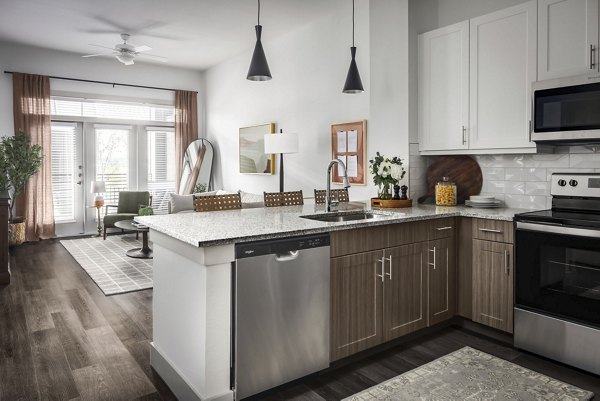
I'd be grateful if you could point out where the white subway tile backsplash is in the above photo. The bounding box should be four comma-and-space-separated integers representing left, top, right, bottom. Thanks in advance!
505, 181, 526, 195
413, 148, 599, 210
527, 154, 570, 168
504, 195, 547, 210
505, 167, 547, 182
481, 167, 505, 181
570, 154, 600, 168
525, 181, 550, 196
409, 143, 420, 156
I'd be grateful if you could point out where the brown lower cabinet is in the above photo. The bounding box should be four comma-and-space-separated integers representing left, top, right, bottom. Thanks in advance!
472, 239, 514, 333
330, 228, 455, 361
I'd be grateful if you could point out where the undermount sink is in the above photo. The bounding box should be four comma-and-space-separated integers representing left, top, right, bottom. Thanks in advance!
300, 211, 383, 223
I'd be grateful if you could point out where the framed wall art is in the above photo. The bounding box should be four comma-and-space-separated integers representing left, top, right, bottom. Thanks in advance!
239, 123, 275, 174
331, 120, 367, 185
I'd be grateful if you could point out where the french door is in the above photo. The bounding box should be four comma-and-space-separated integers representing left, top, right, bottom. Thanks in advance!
52, 122, 174, 236
51, 122, 84, 237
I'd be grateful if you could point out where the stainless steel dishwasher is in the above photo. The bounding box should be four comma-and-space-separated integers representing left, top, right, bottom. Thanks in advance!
234, 233, 330, 400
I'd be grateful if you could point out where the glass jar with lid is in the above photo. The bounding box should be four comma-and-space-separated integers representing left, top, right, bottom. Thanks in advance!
435, 177, 457, 206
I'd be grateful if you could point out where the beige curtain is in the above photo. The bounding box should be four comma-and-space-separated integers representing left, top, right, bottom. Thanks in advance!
12, 73, 55, 241
175, 90, 199, 190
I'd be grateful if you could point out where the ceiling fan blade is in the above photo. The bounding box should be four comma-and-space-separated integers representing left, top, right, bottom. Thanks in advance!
82, 53, 108, 58
133, 45, 152, 52
137, 53, 168, 62
89, 44, 116, 51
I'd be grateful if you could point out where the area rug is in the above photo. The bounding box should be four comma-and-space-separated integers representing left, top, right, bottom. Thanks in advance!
344, 347, 593, 401
61, 235, 153, 296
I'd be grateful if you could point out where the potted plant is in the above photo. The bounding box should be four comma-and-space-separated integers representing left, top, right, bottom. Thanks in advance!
0, 130, 43, 246
369, 152, 406, 200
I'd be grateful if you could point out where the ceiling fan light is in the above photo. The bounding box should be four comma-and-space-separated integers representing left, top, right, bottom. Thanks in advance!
247, 25, 272, 81
343, 46, 364, 94
116, 53, 135, 65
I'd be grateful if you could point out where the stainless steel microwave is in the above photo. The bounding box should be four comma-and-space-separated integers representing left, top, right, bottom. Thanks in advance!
532, 74, 600, 144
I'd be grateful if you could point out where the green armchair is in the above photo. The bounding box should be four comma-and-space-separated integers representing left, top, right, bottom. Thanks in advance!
103, 191, 151, 240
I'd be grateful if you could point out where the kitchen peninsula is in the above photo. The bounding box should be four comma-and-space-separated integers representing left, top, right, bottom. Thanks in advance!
136, 203, 521, 401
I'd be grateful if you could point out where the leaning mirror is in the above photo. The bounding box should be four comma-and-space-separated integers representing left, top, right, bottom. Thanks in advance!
178, 139, 214, 194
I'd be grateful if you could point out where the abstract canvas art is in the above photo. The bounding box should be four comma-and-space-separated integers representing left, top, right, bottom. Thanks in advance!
239, 123, 275, 174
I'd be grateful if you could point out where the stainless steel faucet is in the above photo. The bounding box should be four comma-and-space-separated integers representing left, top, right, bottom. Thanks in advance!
326, 158, 351, 212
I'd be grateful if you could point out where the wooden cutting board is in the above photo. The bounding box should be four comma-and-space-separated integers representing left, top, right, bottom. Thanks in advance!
417, 156, 483, 204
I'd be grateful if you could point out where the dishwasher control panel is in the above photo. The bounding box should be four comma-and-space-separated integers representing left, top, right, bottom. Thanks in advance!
235, 233, 330, 259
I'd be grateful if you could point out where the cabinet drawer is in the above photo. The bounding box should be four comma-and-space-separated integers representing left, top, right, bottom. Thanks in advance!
387, 221, 429, 247
472, 219, 513, 243
331, 226, 387, 257
429, 217, 456, 239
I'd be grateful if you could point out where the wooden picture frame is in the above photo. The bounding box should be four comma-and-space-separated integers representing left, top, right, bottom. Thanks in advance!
239, 123, 275, 175
331, 120, 367, 185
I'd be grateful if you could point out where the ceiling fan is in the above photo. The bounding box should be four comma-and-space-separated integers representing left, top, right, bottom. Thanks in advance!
82, 33, 168, 66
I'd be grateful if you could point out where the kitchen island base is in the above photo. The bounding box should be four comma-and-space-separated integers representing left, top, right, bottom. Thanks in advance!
150, 230, 235, 401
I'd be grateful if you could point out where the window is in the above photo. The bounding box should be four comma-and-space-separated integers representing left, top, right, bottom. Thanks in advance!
51, 123, 78, 222
147, 128, 176, 214
51, 96, 174, 123
95, 125, 131, 209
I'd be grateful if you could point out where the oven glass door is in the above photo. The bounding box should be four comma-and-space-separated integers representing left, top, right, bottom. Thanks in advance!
534, 82, 600, 133
516, 224, 600, 328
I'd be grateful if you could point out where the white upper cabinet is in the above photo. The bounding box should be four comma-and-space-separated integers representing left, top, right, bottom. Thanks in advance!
538, 0, 599, 80
469, 1, 537, 151
418, 21, 470, 152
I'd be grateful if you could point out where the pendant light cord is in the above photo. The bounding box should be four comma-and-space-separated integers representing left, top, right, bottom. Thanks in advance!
258, 0, 261, 25
352, 0, 355, 46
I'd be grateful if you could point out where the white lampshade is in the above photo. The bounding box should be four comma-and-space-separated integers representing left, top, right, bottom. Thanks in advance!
90, 180, 106, 193
264, 133, 299, 154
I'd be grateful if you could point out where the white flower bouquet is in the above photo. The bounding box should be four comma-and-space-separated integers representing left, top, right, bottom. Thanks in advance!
369, 152, 406, 200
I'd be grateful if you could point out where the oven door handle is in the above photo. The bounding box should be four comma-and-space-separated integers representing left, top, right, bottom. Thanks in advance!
516, 221, 600, 238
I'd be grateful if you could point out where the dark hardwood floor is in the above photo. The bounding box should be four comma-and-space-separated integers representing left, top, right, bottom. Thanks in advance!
2, 239, 600, 401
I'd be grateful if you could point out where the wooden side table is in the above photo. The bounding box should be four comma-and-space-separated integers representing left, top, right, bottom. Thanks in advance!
114, 220, 153, 259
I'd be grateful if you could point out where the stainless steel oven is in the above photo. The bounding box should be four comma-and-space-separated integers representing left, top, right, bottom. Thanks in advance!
532, 74, 600, 144
514, 173, 600, 375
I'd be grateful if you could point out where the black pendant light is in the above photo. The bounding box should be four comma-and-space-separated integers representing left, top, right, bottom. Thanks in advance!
247, 0, 272, 81
343, 0, 364, 94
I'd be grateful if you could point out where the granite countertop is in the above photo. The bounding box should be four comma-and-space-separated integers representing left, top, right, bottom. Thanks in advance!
136, 202, 527, 248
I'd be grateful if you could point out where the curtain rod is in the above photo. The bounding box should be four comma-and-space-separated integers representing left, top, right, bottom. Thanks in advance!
3, 71, 197, 94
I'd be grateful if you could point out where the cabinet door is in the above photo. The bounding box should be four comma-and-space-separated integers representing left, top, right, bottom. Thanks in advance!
418, 21, 470, 152
539, 0, 599, 80
428, 237, 456, 325
469, 1, 537, 150
383, 243, 428, 341
472, 240, 514, 333
331, 250, 384, 361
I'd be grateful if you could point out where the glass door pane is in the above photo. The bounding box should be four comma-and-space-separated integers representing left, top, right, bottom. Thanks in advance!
95, 125, 131, 216
146, 128, 176, 214
51, 122, 84, 236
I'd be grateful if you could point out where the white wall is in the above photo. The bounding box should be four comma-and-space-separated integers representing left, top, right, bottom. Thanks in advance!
0, 41, 203, 137
204, 0, 371, 198
370, 0, 410, 183
204, 0, 414, 200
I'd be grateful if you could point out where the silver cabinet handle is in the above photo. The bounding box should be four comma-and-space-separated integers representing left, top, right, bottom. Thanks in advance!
428, 247, 436, 270
384, 255, 392, 280
462, 126, 467, 145
435, 226, 453, 231
479, 228, 502, 234
504, 250, 509, 274
376, 257, 385, 282
591, 44, 596, 70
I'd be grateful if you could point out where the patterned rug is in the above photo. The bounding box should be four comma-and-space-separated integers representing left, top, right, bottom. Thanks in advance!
61, 235, 153, 296
344, 347, 593, 401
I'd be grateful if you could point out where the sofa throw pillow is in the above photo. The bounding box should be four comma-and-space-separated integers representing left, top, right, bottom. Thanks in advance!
169, 193, 194, 214
240, 190, 264, 204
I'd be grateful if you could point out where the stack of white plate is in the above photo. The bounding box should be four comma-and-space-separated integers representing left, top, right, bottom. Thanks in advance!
465, 195, 502, 208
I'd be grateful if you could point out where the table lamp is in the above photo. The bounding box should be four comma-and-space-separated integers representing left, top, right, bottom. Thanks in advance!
264, 130, 299, 192
90, 181, 106, 207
